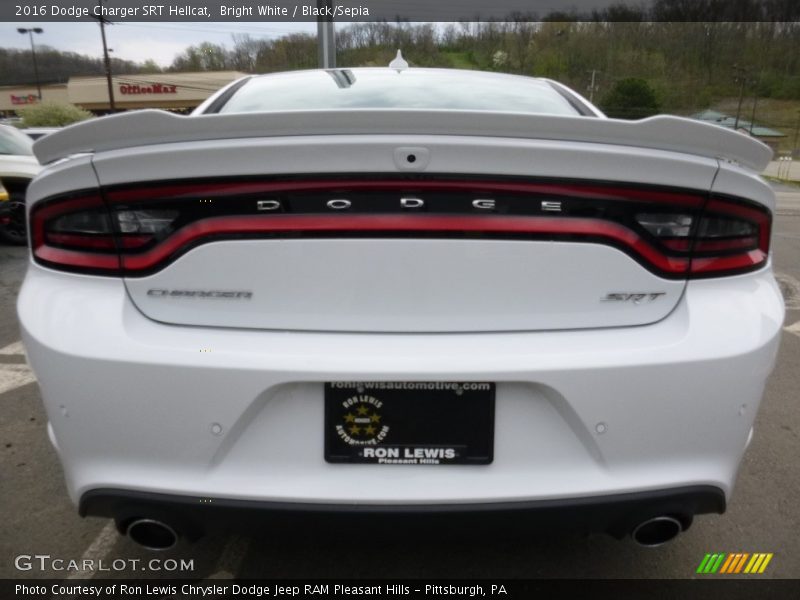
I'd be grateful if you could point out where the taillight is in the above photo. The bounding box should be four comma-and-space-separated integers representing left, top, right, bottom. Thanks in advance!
690, 197, 770, 276
29, 178, 771, 279
116, 209, 179, 235
635, 213, 694, 239
635, 212, 694, 252
30, 195, 120, 272
30, 197, 181, 274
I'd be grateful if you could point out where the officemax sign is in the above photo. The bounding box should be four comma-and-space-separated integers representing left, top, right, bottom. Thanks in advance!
119, 83, 177, 95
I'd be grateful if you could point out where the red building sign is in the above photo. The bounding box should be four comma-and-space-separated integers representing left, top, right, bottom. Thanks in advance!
10, 94, 39, 105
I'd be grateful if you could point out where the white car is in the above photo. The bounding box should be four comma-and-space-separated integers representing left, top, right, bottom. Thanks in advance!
0, 124, 41, 244
19, 68, 784, 550
21, 127, 62, 141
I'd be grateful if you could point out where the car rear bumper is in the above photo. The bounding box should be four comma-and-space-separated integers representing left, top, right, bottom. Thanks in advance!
81, 486, 725, 540
18, 261, 784, 514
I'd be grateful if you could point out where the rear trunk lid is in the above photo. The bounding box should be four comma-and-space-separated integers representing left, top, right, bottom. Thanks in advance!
35, 109, 769, 333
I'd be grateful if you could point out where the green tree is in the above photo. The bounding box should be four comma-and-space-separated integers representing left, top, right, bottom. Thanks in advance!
139, 59, 162, 74
169, 42, 231, 71
600, 78, 661, 119
18, 102, 93, 127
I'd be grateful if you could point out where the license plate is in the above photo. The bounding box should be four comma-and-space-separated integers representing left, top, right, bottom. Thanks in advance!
324, 382, 495, 465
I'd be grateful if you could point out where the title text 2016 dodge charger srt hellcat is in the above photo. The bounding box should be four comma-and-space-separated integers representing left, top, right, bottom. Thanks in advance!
19, 67, 784, 549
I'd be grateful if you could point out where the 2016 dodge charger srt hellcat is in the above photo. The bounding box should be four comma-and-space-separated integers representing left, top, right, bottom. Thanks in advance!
19, 67, 784, 550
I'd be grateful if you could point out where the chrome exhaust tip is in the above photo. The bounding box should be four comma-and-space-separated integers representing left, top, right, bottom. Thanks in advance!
631, 516, 683, 547
126, 518, 179, 551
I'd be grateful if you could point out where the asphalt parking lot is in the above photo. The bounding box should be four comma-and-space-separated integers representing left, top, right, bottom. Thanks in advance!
1, 183, 799, 580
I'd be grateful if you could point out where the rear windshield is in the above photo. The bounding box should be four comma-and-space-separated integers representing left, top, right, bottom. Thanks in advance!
0, 125, 34, 156
216, 69, 584, 116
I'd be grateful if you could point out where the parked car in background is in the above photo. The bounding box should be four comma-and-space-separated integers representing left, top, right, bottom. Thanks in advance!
19, 67, 784, 550
0, 124, 41, 244
0, 179, 11, 224
0, 179, 8, 216
21, 127, 61, 141
0, 117, 23, 127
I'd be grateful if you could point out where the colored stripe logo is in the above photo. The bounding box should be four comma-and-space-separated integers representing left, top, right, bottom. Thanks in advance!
697, 553, 773, 574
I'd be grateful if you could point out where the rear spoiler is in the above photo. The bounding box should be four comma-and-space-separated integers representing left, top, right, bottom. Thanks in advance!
33, 109, 773, 172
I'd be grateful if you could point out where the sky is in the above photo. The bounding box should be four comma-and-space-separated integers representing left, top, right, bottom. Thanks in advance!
0, 21, 317, 67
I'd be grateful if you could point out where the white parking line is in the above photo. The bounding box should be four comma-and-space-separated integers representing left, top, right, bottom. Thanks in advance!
0, 363, 35, 395
66, 521, 119, 580
776, 273, 800, 310
208, 534, 250, 580
776, 273, 800, 339
0, 340, 35, 395
786, 320, 800, 339
0, 340, 26, 355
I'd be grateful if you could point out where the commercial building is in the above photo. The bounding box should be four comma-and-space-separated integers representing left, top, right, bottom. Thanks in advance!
0, 71, 247, 115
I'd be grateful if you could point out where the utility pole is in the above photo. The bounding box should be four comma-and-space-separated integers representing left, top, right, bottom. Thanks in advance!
748, 93, 759, 136
93, 0, 116, 113
793, 110, 800, 158
317, 0, 336, 69
733, 64, 748, 131
17, 28, 44, 100
587, 69, 600, 103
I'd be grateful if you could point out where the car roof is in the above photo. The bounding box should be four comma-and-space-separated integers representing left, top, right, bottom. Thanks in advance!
247, 67, 553, 86
213, 67, 592, 116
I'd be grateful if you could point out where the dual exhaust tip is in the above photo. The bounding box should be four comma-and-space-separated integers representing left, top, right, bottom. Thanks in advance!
125, 519, 179, 551
123, 514, 684, 550
631, 516, 684, 547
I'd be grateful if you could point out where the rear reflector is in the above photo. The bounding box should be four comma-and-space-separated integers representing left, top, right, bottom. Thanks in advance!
29, 178, 770, 278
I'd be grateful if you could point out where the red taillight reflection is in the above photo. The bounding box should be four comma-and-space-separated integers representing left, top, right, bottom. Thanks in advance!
29, 180, 771, 278
117, 214, 690, 274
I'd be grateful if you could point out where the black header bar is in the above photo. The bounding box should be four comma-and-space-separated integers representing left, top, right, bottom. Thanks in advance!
4, 1, 799, 23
